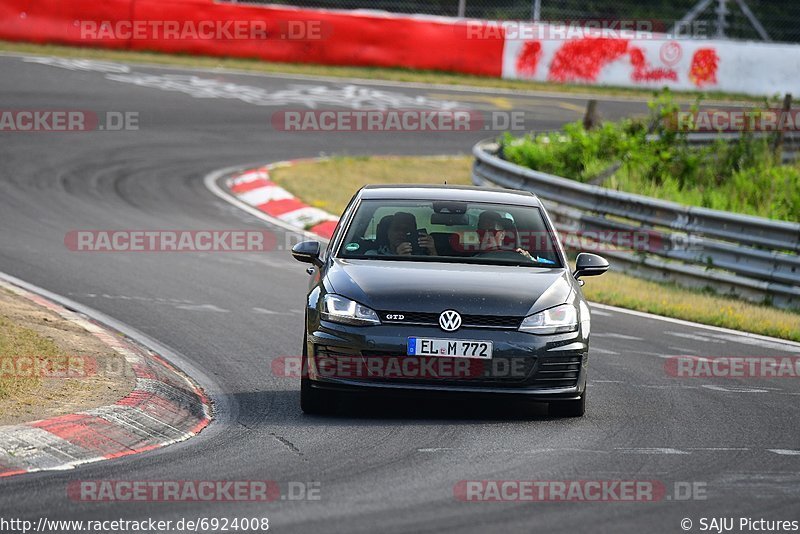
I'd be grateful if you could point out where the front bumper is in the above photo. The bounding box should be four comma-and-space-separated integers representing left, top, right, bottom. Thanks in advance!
305, 319, 588, 400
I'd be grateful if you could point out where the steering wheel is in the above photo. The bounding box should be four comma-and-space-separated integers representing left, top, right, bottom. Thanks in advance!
474, 250, 531, 261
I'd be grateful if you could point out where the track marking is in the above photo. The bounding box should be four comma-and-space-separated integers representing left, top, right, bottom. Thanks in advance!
701, 385, 770, 393
593, 333, 644, 341
591, 347, 618, 355
637, 351, 673, 359
666, 331, 726, 343
615, 448, 690, 455
5, 51, 681, 105
668, 346, 700, 354
705, 333, 800, 352
589, 303, 800, 350
174, 304, 230, 313
768, 449, 800, 456
687, 447, 750, 451
253, 307, 291, 315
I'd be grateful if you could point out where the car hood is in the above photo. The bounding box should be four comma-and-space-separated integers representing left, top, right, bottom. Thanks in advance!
325, 258, 573, 317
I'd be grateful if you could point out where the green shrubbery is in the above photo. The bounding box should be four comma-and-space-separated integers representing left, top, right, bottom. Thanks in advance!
500, 90, 800, 221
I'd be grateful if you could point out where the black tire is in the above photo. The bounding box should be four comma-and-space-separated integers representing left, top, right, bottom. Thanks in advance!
549, 391, 586, 418
299, 331, 336, 415
300, 376, 336, 415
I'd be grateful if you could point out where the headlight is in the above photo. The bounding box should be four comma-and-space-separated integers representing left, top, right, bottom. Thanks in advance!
519, 303, 578, 334
321, 294, 381, 326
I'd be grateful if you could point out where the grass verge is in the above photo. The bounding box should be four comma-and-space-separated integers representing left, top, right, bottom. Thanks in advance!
0, 288, 134, 425
271, 155, 800, 342
0, 40, 763, 103
500, 91, 800, 222
0, 313, 61, 400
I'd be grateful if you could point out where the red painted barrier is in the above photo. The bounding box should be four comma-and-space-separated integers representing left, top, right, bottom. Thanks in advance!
0, 0, 133, 48
3, 0, 795, 95
0, 0, 504, 77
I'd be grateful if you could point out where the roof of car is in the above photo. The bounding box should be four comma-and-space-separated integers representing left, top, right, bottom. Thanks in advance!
359, 185, 541, 206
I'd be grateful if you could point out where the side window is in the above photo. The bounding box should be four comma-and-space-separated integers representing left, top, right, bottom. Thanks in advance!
324, 193, 359, 260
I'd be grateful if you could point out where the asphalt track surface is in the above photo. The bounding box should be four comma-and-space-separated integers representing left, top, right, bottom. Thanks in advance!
0, 53, 798, 533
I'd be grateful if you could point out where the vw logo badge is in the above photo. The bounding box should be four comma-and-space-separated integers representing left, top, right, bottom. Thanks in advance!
439, 310, 462, 332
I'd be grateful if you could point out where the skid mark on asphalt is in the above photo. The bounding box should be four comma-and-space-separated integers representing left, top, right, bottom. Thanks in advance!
270, 432, 305, 460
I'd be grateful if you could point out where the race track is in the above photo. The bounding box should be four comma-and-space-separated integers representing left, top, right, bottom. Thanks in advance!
0, 53, 798, 533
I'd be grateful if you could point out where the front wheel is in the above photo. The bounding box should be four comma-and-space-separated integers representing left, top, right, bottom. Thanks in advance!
549, 390, 586, 417
300, 333, 337, 415
300, 377, 336, 415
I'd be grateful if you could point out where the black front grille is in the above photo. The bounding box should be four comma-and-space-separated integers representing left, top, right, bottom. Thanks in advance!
379, 311, 522, 329
359, 350, 536, 385
530, 355, 583, 388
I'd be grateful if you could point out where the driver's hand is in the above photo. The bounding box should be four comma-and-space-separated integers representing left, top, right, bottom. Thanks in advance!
418, 234, 437, 255
396, 242, 413, 255
516, 248, 533, 260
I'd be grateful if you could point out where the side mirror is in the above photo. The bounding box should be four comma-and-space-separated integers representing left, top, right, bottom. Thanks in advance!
292, 241, 322, 267
574, 252, 609, 279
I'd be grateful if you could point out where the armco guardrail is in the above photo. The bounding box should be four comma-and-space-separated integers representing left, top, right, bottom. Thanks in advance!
472, 139, 800, 310
656, 132, 800, 165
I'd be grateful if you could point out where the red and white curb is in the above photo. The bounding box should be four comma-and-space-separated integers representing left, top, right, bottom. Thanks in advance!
225, 160, 339, 240
0, 278, 212, 478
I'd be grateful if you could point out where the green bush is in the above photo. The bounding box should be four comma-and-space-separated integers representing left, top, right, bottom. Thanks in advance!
499, 90, 800, 222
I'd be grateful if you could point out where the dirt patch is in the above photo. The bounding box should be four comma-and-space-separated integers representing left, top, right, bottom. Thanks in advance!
0, 288, 134, 425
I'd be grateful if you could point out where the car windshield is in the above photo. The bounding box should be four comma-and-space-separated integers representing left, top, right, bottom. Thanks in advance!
337, 199, 562, 267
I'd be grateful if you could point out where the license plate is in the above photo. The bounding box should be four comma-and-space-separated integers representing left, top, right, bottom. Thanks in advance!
407, 337, 493, 359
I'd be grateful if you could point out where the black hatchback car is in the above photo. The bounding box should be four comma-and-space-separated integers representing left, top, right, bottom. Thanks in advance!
291, 185, 608, 417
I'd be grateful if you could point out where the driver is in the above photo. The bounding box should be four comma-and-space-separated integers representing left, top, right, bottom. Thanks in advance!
476, 210, 534, 260
368, 212, 437, 256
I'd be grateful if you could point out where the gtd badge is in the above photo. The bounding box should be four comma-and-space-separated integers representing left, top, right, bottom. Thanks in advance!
438, 310, 462, 332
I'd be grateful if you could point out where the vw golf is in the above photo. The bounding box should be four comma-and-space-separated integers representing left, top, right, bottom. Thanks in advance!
291, 185, 608, 417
